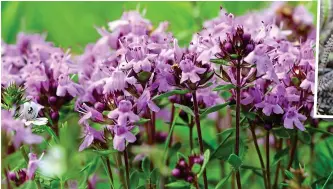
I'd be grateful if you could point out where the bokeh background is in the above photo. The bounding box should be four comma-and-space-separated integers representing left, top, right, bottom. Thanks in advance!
2, 1, 317, 53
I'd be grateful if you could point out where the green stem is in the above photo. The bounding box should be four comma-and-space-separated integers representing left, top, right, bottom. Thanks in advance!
116, 153, 127, 188
266, 131, 271, 189
249, 123, 268, 189
273, 139, 283, 189
124, 147, 130, 189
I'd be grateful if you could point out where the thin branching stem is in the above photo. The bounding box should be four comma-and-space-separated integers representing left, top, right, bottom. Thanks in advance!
266, 131, 271, 189
192, 91, 208, 189
235, 63, 242, 189
124, 147, 130, 189
249, 123, 268, 189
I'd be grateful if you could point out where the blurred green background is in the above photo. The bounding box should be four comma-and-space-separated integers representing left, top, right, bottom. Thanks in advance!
1, 1, 317, 53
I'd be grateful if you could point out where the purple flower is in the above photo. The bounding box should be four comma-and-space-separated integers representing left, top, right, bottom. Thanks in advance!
103, 70, 137, 94
137, 89, 160, 113
78, 103, 104, 124
108, 100, 140, 126
283, 107, 306, 131
112, 125, 136, 151
255, 94, 284, 116
244, 44, 278, 82
293, 5, 313, 25
79, 124, 105, 152
27, 152, 43, 180
241, 87, 263, 105
13, 127, 44, 149
196, 86, 223, 107
300, 71, 315, 93
2, 109, 24, 132
57, 74, 84, 97
179, 59, 206, 83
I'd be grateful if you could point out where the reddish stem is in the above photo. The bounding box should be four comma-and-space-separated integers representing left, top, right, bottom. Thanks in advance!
192, 91, 208, 189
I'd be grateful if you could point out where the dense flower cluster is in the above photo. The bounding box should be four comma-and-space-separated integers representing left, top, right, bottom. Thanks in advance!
73, 10, 183, 152
190, 3, 315, 131
1, 2, 319, 189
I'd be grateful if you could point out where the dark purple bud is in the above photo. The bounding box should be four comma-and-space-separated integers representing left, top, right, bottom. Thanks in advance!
155, 132, 168, 143
245, 44, 254, 53
17, 169, 27, 181
94, 102, 105, 112
48, 96, 57, 105
51, 111, 59, 122
172, 168, 181, 177
224, 42, 233, 53
186, 176, 194, 182
242, 33, 251, 42
35, 96, 41, 104
51, 81, 58, 90
264, 124, 272, 131
8, 171, 17, 181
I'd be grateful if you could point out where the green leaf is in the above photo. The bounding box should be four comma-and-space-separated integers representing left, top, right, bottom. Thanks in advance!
227, 154, 243, 170
272, 147, 290, 166
165, 181, 190, 188
152, 89, 190, 101
168, 142, 182, 159
284, 170, 294, 179
130, 171, 140, 189
210, 58, 231, 65
212, 138, 247, 160
191, 163, 201, 174
163, 109, 180, 163
213, 84, 236, 91
322, 170, 333, 189
298, 131, 311, 144
177, 152, 187, 160
241, 165, 263, 171
45, 126, 60, 143
216, 128, 235, 138
197, 149, 210, 178
142, 157, 151, 177
131, 126, 140, 136
137, 71, 152, 82
230, 54, 239, 59
18, 181, 37, 189
200, 102, 230, 117
150, 168, 160, 186
243, 112, 257, 121
306, 127, 333, 136
273, 127, 290, 138
174, 103, 194, 117
215, 171, 233, 189
135, 118, 150, 125
92, 149, 118, 156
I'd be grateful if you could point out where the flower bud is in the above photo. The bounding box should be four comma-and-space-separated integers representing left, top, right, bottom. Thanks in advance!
51, 111, 59, 122
179, 160, 186, 167
48, 96, 57, 105
264, 123, 272, 131
8, 171, 17, 181
186, 176, 194, 182
245, 44, 254, 54
242, 33, 251, 43
94, 102, 105, 112
172, 168, 181, 177
224, 42, 233, 53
